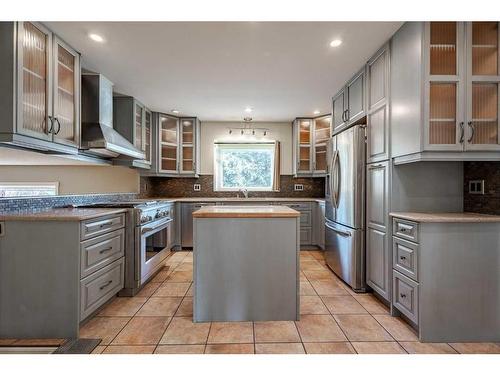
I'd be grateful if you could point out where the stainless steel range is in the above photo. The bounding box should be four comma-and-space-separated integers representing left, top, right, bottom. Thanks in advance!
73, 200, 174, 296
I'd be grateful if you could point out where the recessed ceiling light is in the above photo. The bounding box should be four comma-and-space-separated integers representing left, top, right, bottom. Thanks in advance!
171, 109, 179, 114
245, 107, 253, 113
88, 33, 105, 43
329, 39, 342, 48
313, 110, 320, 115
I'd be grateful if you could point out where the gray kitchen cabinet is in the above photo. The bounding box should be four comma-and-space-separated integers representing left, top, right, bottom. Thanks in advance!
367, 44, 390, 163
332, 68, 366, 135
391, 22, 500, 164
0, 22, 81, 154
293, 115, 331, 176
276, 202, 314, 246
315, 201, 326, 250
366, 161, 390, 301
113, 96, 151, 169
0, 212, 125, 338
148, 113, 200, 176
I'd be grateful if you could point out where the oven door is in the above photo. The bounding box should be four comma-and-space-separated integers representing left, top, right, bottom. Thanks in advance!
136, 217, 173, 284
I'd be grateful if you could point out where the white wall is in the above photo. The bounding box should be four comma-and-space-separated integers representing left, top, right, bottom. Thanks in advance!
200, 121, 293, 175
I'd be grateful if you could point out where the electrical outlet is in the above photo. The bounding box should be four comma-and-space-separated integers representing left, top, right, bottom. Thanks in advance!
294, 184, 304, 191
193, 183, 201, 191
469, 180, 485, 195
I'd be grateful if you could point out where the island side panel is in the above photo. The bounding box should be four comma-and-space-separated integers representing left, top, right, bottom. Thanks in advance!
193, 217, 299, 322
419, 222, 500, 342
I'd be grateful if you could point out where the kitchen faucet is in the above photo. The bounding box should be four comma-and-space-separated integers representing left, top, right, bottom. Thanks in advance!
238, 188, 249, 198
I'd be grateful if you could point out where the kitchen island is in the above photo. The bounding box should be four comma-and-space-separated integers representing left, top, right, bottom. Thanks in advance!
192, 205, 300, 322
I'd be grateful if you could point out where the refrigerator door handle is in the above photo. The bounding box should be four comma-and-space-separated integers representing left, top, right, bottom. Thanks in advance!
333, 150, 340, 208
330, 150, 338, 208
325, 221, 352, 237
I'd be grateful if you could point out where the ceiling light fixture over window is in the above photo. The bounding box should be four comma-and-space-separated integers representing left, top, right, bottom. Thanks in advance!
88, 33, 105, 43
245, 107, 253, 113
329, 39, 342, 48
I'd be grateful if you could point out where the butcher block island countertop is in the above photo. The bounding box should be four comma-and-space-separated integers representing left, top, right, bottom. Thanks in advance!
193, 204, 300, 322
192, 205, 300, 218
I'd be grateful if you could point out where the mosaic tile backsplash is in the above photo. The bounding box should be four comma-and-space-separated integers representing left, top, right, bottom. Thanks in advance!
140, 175, 325, 199
464, 161, 500, 215
0, 193, 137, 213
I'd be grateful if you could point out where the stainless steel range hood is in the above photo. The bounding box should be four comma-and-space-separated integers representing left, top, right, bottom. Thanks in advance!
81, 73, 145, 159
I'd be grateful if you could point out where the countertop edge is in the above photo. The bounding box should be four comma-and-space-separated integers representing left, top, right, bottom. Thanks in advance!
390, 212, 500, 223
0, 208, 128, 222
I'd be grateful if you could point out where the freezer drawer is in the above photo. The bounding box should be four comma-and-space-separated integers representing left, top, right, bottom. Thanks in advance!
324, 220, 365, 291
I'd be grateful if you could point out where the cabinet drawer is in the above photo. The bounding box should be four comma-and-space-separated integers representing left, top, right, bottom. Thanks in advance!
80, 258, 124, 321
393, 270, 419, 324
392, 218, 419, 243
80, 213, 125, 241
393, 237, 418, 281
300, 210, 312, 226
280, 202, 312, 211
300, 228, 312, 245
80, 229, 125, 278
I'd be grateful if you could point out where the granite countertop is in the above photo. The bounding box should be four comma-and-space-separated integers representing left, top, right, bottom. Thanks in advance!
152, 197, 326, 203
192, 205, 301, 218
390, 212, 500, 223
0, 208, 128, 221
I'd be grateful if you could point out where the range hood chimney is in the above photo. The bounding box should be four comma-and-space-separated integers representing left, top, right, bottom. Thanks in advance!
81, 73, 145, 160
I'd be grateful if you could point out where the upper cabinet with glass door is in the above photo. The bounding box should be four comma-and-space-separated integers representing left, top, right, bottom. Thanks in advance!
293, 116, 331, 176
0, 22, 80, 153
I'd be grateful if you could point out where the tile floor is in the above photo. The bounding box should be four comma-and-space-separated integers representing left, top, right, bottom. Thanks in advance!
80, 250, 500, 355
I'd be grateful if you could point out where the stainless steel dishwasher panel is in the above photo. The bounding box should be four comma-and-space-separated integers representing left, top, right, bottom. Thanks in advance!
181, 203, 216, 247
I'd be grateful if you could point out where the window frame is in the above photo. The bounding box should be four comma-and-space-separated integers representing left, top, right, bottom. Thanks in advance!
213, 142, 276, 192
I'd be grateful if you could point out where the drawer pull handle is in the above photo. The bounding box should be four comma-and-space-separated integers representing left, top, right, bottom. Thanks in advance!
99, 280, 113, 290
99, 222, 113, 229
99, 247, 113, 254
400, 293, 407, 299
400, 255, 407, 260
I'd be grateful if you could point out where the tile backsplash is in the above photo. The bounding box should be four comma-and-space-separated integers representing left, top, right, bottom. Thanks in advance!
140, 175, 325, 198
464, 161, 500, 214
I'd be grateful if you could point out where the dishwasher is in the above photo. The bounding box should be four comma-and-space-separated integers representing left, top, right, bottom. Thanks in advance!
181, 202, 216, 248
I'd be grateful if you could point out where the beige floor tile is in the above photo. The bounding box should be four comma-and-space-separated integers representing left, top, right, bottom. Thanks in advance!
310, 280, 349, 296
309, 250, 325, 261
0, 339, 18, 345
353, 294, 389, 314
256, 343, 305, 354
295, 314, 347, 342
11, 338, 66, 346
352, 342, 406, 354
321, 295, 368, 314
168, 252, 188, 262
449, 342, 500, 354
334, 315, 393, 342
135, 282, 162, 298
103, 345, 156, 354
299, 252, 315, 259
299, 271, 308, 282
304, 342, 356, 354
136, 297, 182, 317
160, 317, 211, 345
186, 283, 194, 296
167, 270, 193, 282
303, 269, 337, 281
91, 345, 106, 354
153, 282, 191, 297
79, 317, 130, 345
151, 269, 173, 283
254, 321, 301, 343
154, 345, 205, 354
300, 295, 329, 314
400, 342, 457, 354
112, 316, 171, 345
175, 297, 193, 317
98, 297, 147, 317
300, 281, 317, 296
205, 344, 255, 354
372, 315, 418, 341
300, 260, 326, 271
176, 263, 193, 272
207, 322, 254, 344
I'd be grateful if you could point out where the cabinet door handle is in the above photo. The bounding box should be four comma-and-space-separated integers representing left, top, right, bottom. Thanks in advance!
400, 293, 407, 299
48, 116, 54, 134
459, 121, 464, 143
400, 255, 407, 260
54, 117, 61, 135
99, 280, 113, 290
345, 109, 350, 122
467, 121, 474, 143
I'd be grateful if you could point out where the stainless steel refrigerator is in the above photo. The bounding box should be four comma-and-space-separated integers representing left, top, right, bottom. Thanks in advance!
325, 124, 366, 292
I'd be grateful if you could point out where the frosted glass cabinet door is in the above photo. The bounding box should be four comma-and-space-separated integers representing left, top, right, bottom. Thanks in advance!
465, 22, 500, 150
159, 114, 179, 173
297, 119, 312, 173
17, 22, 52, 141
144, 110, 152, 164
180, 118, 195, 173
52, 36, 80, 146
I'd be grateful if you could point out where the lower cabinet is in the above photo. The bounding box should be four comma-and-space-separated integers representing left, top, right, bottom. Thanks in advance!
366, 227, 390, 300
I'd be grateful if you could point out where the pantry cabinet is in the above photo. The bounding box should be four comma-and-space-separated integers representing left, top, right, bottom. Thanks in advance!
0, 22, 81, 153
293, 115, 331, 176
332, 68, 366, 135
391, 21, 500, 163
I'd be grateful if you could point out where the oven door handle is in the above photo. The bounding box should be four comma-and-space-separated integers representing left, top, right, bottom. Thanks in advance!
141, 217, 173, 234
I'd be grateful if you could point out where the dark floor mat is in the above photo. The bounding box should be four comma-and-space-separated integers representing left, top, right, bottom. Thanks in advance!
53, 338, 101, 354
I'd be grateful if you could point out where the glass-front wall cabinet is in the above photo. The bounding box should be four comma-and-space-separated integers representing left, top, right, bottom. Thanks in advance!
159, 114, 179, 173
314, 116, 331, 172
297, 119, 312, 173
180, 118, 196, 174
294, 116, 331, 176
145, 110, 152, 164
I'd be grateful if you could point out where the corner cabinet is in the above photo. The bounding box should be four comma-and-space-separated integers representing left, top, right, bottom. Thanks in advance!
293, 115, 331, 176
148, 112, 200, 177
113, 96, 151, 169
0, 22, 81, 153
332, 68, 366, 135
391, 21, 500, 164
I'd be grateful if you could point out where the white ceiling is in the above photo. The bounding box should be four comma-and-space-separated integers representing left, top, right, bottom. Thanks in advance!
46, 22, 402, 122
